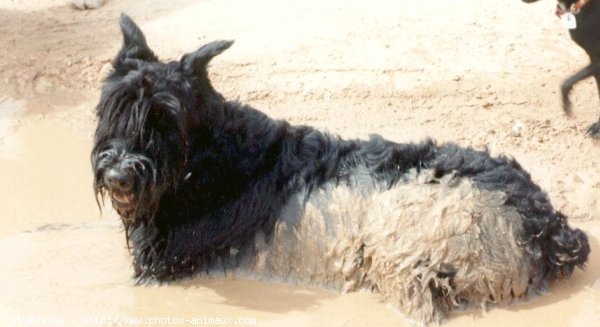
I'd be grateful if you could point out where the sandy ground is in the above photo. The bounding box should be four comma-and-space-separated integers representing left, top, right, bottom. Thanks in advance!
0, 0, 599, 326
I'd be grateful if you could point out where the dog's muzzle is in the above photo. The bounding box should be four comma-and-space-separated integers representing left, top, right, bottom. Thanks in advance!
94, 144, 158, 218
104, 167, 136, 208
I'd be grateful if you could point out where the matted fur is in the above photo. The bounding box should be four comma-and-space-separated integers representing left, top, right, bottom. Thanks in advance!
249, 171, 534, 323
92, 15, 590, 325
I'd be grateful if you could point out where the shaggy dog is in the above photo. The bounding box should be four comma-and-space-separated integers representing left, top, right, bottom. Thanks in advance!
523, 0, 600, 137
92, 15, 590, 325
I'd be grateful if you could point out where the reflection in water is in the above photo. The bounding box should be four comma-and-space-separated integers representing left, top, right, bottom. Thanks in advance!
0, 113, 598, 327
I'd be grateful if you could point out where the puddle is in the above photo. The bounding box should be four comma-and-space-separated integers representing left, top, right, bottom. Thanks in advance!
0, 117, 100, 236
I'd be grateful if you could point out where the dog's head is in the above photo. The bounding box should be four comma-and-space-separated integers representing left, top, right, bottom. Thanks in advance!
92, 14, 232, 224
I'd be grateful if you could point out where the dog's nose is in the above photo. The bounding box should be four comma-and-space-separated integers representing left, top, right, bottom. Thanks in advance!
104, 168, 134, 191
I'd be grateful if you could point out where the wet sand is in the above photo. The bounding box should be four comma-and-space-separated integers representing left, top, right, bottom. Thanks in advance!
1, 0, 600, 326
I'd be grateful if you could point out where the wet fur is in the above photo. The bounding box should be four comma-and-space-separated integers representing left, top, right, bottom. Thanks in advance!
92, 14, 590, 325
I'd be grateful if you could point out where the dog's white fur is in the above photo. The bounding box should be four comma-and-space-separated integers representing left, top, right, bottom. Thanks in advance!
230, 169, 533, 324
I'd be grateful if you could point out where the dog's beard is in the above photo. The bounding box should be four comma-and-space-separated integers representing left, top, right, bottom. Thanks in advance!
93, 148, 162, 226
94, 180, 159, 225
94, 160, 163, 252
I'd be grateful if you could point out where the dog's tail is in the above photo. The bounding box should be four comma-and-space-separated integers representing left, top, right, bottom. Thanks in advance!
543, 213, 590, 280
427, 144, 591, 280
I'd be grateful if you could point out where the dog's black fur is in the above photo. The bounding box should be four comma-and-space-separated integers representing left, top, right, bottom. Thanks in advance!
524, 0, 600, 137
92, 14, 589, 322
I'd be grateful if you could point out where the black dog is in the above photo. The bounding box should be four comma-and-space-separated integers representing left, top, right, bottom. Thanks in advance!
524, 0, 600, 137
92, 15, 589, 324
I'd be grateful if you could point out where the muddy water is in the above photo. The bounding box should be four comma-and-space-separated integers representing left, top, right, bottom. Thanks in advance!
0, 102, 599, 327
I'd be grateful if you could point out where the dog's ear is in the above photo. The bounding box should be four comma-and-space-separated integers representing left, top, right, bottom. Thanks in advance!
181, 40, 234, 77
113, 14, 157, 68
